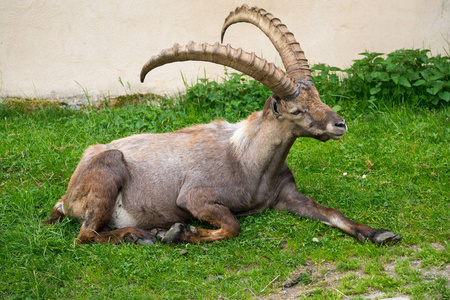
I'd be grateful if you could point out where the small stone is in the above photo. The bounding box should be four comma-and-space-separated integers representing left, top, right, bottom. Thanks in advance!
312, 237, 319, 243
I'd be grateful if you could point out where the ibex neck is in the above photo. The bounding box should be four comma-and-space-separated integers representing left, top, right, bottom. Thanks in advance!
230, 111, 295, 176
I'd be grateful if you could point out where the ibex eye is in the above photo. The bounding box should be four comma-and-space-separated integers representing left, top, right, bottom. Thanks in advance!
291, 110, 303, 115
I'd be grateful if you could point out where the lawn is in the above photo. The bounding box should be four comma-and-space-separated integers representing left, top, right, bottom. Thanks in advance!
0, 93, 448, 299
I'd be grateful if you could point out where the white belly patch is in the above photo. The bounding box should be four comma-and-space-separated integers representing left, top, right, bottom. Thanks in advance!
108, 193, 136, 229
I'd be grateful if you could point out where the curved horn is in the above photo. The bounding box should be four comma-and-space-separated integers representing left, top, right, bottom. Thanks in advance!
140, 41, 300, 99
221, 4, 312, 82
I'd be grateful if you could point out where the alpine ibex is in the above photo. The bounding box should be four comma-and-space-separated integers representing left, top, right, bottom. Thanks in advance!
44, 5, 402, 245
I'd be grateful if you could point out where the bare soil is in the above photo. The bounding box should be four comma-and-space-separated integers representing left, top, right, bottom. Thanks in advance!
265, 243, 449, 300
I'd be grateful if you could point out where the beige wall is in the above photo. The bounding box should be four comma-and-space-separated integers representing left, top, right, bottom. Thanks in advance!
1, 0, 449, 104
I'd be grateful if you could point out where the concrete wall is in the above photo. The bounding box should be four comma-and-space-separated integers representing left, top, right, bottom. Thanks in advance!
1, 0, 449, 103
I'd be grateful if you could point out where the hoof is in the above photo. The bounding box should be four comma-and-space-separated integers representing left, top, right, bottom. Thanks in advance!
135, 236, 157, 246
151, 228, 168, 241
372, 230, 403, 244
124, 231, 157, 246
161, 223, 186, 244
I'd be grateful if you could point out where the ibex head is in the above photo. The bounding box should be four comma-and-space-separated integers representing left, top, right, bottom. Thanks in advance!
141, 5, 346, 142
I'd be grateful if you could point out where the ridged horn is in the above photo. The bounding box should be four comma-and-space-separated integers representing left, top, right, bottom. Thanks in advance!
221, 4, 312, 82
140, 41, 300, 99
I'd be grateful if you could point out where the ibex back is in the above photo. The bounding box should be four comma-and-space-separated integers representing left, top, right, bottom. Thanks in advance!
44, 5, 402, 245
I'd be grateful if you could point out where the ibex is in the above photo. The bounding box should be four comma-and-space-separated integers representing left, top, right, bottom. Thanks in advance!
44, 5, 402, 245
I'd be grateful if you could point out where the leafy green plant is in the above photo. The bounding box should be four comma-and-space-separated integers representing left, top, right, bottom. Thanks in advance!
311, 64, 345, 103
179, 69, 272, 122
311, 63, 350, 114
344, 49, 450, 107
312, 49, 450, 113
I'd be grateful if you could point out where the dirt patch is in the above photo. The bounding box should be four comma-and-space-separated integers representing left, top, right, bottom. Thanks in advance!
265, 244, 449, 299
1, 98, 64, 111
1, 93, 163, 110
430, 242, 445, 251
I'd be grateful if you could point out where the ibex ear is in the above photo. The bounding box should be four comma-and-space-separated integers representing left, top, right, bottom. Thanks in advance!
271, 98, 283, 120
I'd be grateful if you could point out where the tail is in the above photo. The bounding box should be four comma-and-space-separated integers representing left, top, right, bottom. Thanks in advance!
42, 201, 66, 225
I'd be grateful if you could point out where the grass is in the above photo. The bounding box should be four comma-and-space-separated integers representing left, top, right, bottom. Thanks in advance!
0, 80, 449, 298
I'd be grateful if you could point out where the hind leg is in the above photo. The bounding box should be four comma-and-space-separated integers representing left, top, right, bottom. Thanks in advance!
46, 148, 156, 245
75, 150, 156, 245
77, 211, 156, 246
43, 197, 156, 245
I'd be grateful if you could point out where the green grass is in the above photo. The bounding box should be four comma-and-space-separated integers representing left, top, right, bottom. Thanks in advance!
0, 96, 448, 299
1, 56, 450, 299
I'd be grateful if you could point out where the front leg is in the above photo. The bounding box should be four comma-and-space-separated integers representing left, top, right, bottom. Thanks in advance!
274, 181, 402, 244
161, 188, 242, 244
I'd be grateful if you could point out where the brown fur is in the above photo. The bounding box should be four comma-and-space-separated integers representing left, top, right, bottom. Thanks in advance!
44, 92, 401, 245
44, 6, 401, 245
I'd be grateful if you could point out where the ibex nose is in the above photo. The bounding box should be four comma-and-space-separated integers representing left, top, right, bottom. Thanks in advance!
335, 119, 346, 128
328, 118, 347, 140
325, 112, 347, 140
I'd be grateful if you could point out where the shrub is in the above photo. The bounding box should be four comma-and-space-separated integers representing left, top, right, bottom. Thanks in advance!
312, 49, 450, 111
179, 69, 272, 122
